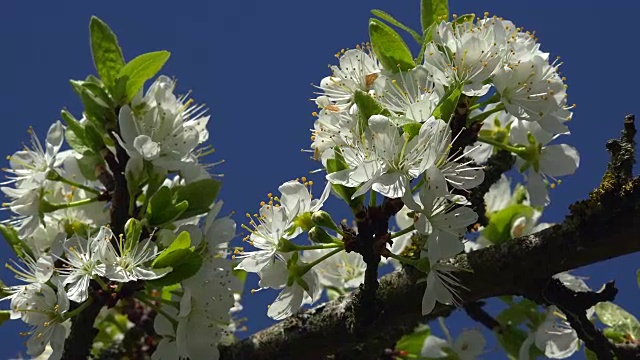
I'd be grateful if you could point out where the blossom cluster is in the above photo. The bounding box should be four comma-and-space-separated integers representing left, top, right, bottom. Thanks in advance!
0, 74, 238, 360
306, 14, 579, 315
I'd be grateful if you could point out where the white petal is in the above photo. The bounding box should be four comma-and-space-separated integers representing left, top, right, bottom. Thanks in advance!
133, 135, 161, 160
420, 335, 448, 358
540, 144, 579, 177
267, 286, 304, 320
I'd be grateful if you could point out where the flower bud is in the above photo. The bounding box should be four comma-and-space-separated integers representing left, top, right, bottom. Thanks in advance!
311, 210, 339, 231
308, 227, 334, 244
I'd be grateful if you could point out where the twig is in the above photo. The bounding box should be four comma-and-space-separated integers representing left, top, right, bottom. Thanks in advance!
464, 301, 502, 332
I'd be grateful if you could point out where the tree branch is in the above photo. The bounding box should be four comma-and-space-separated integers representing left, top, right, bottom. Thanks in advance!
220, 116, 640, 360
62, 124, 131, 360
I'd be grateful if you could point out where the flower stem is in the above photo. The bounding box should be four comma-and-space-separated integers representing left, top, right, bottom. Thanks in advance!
302, 247, 343, 273
40, 197, 102, 213
294, 243, 343, 251
385, 252, 419, 267
369, 191, 377, 207
48, 171, 102, 195
65, 298, 94, 320
468, 92, 501, 112
390, 224, 415, 239
467, 103, 505, 126
93, 277, 109, 292
477, 135, 526, 155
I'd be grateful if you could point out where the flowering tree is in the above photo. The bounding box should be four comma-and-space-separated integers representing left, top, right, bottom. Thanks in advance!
1, 1, 640, 359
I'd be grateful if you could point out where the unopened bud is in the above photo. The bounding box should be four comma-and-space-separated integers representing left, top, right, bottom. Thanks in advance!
308, 227, 334, 244
311, 210, 339, 231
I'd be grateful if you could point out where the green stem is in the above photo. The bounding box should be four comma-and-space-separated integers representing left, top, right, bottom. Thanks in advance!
302, 247, 343, 273
390, 224, 415, 239
411, 176, 426, 194
385, 252, 419, 267
477, 135, 526, 155
135, 293, 178, 327
93, 277, 109, 292
40, 197, 101, 213
369, 191, 377, 207
294, 243, 343, 251
468, 92, 501, 112
467, 103, 505, 126
59, 176, 101, 195
65, 298, 94, 320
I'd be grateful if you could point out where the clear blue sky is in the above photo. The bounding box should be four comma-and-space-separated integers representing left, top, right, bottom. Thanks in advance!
1, 1, 639, 358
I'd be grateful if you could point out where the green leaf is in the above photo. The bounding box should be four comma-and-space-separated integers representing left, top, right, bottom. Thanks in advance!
125, 218, 143, 250
153, 231, 191, 268
452, 13, 475, 26
62, 110, 90, 153
595, 302, 640, 339
353, 90, 391, 136
160, 283, 181, 301
148, 251, 202, 287
76, 152, 104, 181
420, 0, 449, 33
603, 327, 627, 343
496, 326, 543, 360
70, 80, 115, 127
0, 225, 33, 259
395, 325, 430, 355
146, 186, 189, 226
173, 178, 221, 219
62, 110, 107, 154
371, 9, 422, 44
325, 151, 364, 210
482, 204, 534, 244
432, 85, 462, 122
116, 51, 171, 102
415, 23, 437, 64
402, 122, 422, 141
369, 19, 416, 73
89, 16, 125, 89
497, 299, 544, 327
637, 269, 640, 288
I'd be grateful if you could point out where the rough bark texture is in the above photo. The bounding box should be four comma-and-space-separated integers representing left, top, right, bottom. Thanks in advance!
220, 174, 640, 359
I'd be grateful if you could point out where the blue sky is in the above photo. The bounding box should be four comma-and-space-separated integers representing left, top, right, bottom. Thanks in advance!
1, 0, 639, 358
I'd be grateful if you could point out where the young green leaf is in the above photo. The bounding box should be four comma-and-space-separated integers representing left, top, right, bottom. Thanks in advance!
395, 325, 430, 355
420, 0, 449, 33
173, 178, 221, 219
146, 186, 189, 226
125, 218, 143, 250
369, 19, 415, 73
89, 16, 125, 89
402, 122, 422, 141
116, 51, 171, 102
595, 301, 640, 339
432, 84, 462, 122
153, 231, 191, 268
148, 251, 202, 287
325, 151, 365, 210
76, 151, 104, 181
482, 204, 534, 244
371, 9, 422, 44
353, 89, 391, 136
